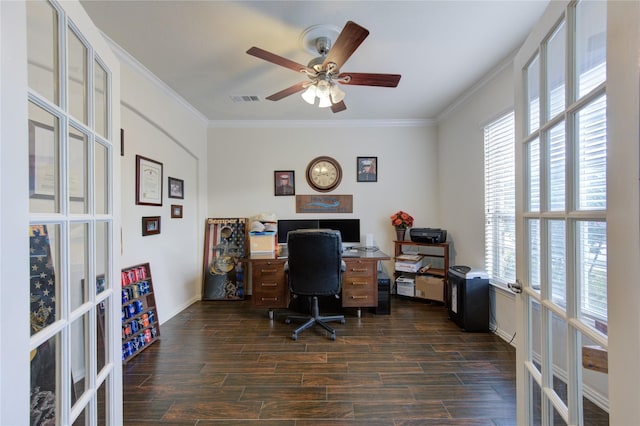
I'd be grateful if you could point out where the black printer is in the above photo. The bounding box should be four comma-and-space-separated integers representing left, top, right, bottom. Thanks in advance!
410, 228, 447, 244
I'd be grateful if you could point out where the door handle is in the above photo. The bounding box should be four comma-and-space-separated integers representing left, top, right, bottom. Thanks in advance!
507, 279, 523, 294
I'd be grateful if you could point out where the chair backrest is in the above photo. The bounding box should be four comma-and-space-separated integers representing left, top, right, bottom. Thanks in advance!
286, 229, 343, 296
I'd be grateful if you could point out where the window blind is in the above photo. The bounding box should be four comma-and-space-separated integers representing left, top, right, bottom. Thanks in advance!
484, 111, 516, 285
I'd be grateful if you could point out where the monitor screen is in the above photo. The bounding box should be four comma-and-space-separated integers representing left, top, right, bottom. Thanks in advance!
277, 219, 319, 244
319, 219, 361, 244
277, 218, 361, 245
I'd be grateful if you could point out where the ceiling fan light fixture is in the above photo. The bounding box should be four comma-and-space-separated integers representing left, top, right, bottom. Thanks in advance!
330, 83, 345, 103
316, 79, 331, 98
301, 85, 317, 104
318, 96, 332, 108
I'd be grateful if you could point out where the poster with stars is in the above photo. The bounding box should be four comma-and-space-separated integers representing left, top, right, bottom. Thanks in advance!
29, 225, 57, 425
30, 225, 56, 334
202, 218, 247, 300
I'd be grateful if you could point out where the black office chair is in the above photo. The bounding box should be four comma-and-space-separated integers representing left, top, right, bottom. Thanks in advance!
284, 229, 346, 340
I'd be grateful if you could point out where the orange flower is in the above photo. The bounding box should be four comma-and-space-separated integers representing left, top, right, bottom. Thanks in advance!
390, 211, 414, 229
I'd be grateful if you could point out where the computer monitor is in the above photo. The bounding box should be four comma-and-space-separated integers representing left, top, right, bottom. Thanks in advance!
276, 219, 361, 245
319, 219, 361, 245
277, 219, 319, 244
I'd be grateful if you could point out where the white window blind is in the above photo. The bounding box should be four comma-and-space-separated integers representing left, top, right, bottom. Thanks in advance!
484, 111, 516, 285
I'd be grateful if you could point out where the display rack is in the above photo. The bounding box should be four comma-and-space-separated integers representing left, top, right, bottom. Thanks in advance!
393, 240, 449, 302
121, 263, 160, 362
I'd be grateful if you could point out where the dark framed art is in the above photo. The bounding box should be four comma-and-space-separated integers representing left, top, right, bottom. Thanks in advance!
168, 176, 184, 199
171, 204, 183, 218
274, 170, 295, 196
136, 155, 163, 206
357, 156, 378, 182
142, 216, 161, 236
202, 218, 247, 300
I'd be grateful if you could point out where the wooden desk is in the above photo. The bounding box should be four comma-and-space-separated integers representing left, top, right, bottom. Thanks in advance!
247, 249, 390, 317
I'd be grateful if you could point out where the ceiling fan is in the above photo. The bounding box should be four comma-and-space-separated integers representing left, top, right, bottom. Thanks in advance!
247, 21, 401, 113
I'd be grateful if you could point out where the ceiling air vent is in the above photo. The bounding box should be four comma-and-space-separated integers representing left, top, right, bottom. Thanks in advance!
230, 95, 261, 103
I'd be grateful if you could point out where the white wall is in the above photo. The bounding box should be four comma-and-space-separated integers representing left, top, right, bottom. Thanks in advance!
437, 60, 517, 339
207, 123, 437, 287
116, 49, 209, 323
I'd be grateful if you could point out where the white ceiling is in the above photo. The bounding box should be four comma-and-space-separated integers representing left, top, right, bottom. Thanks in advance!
80, 0, 549, 122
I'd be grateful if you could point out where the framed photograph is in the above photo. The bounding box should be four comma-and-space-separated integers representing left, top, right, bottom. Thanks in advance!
168, 176, 184, 199
171, 204, 183, 218
142, 216, 161, 236
274, 170, 295, 196
136, 155, 163, 206
357, 156, 378, 182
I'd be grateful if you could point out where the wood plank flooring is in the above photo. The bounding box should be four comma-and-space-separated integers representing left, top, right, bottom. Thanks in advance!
122, 297, 607, 425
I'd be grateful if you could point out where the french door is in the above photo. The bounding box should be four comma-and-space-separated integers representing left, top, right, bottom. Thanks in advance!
2, 0, 121, 424
513, 1, 608, 424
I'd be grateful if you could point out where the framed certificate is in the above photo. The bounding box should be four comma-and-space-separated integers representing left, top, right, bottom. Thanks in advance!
136, 155, 163, 206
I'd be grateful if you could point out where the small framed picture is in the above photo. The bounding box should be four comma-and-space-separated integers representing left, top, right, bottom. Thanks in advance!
274, 170, 295, 196
142, 216, 161, 236
171, 204, 183, 218
357, 156, 377, 182
168, 177, 184, 199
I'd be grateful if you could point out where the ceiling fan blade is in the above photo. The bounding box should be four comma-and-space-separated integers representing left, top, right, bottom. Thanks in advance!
322, 21, 369, 70
265, 81, 307, 101
339, 73, 401, 87
247, 47, 313, 74
331, 101, 347, 113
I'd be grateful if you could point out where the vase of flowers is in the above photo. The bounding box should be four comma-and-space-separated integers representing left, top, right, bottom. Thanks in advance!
390, 210, 414, 241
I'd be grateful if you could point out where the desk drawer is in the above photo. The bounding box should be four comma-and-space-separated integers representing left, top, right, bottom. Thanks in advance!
251, 260, 288, 308
344, 259, 375, 277
342, 279, 376, 307
342, 259, 377, 307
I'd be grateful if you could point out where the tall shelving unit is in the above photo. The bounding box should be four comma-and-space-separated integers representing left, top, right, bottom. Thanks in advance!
393, 241, 449, 302
121, 263, 160, 362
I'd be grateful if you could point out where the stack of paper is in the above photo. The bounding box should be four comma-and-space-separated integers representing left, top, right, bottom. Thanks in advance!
395, 254, 424, 273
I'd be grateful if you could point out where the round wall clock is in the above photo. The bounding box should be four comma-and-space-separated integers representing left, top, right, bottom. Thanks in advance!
306, 156, 342, 192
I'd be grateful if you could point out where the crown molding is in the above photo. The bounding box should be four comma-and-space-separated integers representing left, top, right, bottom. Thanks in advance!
436, 48, 516, 123
100, 32, 435, 130
208, 118, 436, 129
101, 32, 210, 127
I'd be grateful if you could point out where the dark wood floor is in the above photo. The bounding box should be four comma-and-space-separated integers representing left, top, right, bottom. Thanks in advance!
123, 297, 520, 425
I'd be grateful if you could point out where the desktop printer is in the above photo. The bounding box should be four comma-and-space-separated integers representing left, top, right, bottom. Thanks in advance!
410, 228, 447, 244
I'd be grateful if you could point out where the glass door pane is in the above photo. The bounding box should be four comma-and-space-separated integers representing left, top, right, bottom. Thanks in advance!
575, 1, 606, 97
70, 222, 89, 312
29, 224, 61, 334
548, 123, 566, 212
527, 138, 541, 212
29, 102, 60, 214
527, 54, 540, 134
546, 21, 566, 120
26, 0, 59, 105
67, 27, 87, 125
69, 126, 88, 214
548, 220, 566, 308
576, 95, 607, 211
95, 142, 109, 215
94, 60, 108, 138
